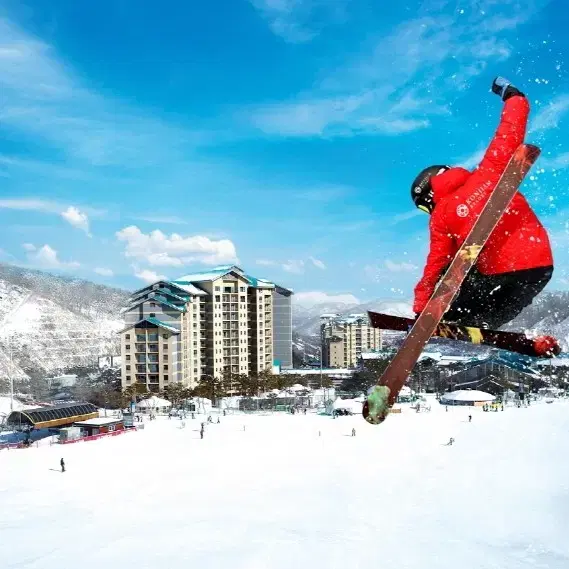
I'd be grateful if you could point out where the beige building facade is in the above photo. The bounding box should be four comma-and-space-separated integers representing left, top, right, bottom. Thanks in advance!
320, 314, 382, 369
119, 265, 292, 392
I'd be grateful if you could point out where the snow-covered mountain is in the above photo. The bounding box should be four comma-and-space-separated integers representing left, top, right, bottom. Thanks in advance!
292, 298, 413, 336
293, 292, 569, 353
1, 260, 567, 383
0, 263, 128, 380
506, 291, 569, 351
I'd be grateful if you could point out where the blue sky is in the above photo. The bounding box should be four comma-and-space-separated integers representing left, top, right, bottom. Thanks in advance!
1, 0, 569, 307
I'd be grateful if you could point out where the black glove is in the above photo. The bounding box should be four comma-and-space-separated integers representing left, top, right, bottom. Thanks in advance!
492, 77, 525, 101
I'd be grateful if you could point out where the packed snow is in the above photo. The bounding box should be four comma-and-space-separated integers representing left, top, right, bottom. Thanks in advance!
1, 398, 569, 569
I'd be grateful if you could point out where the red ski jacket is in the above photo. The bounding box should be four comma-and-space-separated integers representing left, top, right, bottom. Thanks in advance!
413, 95, 553, 314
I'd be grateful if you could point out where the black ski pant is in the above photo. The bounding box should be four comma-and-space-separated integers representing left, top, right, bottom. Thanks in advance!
443, 265, 553, 329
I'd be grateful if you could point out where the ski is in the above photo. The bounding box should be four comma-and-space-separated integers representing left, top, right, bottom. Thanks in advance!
367, 311, 560, 358
363, 143, 541, 425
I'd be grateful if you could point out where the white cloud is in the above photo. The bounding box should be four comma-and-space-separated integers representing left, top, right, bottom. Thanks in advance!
294, 291, 360, 307
389, 210, 422, 225
133, 214, 187, 224
257, 257, 325, 271
309, 256, 326, 270
248, 90, 440, 137
385, 259, 418, 272
94, 267, 114, 277
249, 0, 347, 44
529, 95, 569, 133
61, 206, 91, 236
0, 18, 192, 165
282, 259, 305, 274
134, 268, 167, 284
458, 147, 486, 170
116, 225, 239, 267
247, 2, 538, 139
0, 197, 63, 214
24, 243, 80, 269
295, 184, 352, 201
541, 151, 569, 170
0, 197, 104, 221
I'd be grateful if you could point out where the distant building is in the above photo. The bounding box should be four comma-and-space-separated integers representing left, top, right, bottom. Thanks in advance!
273, 285, 293, 370
360, 351, 485, 368
280, 367, 354, 388
447, 358, 546, 395
73, 417, 125, 437
46, 374, 78, 390
320, 313, 381, 369
119, 265, 293, 392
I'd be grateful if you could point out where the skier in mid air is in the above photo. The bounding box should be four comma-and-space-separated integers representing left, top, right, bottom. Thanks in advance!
410, 77, 554, 329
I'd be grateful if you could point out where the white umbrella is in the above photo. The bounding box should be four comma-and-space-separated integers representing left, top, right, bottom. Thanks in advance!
136, 395, 172, 409
441, 390, 495, 403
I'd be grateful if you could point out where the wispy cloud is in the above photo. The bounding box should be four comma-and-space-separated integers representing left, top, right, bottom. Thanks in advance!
294, 290, 359, 307
133, 214, 188, 225
309, 256, 326, 270
457, 147, 485, 170
94, 267, 114, 277
541, 151, 569, 170
0, 197, 100, 237
249, 0, 347, 43
0, 197, 64, 214
385, 259, 417, 272
0, 18, 194, 166
23, 243, 80, 269
529, 94, 569, 133
389, 210, 422, 225
247, 2, 537, 139
282, 259, 305, 274
116, 225, 239, 267
0, 154, 92, 180
295, 184, 353, 201
248, 90, 441, 137
0, 196, 104, 217
257, 256, 325, 272
256, 259, 277, 267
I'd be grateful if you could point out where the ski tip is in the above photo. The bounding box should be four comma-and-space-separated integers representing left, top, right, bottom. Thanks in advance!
533, 335, 561, 357
362, 400, 387, 425
518, 143, 541, 161
362, 386, 392, 425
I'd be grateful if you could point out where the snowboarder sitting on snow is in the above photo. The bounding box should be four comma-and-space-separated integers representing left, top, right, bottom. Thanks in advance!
411, 77, 553, 329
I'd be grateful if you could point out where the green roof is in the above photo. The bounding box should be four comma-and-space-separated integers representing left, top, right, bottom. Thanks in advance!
119, 317, 181, 335
174, 265, 278, 289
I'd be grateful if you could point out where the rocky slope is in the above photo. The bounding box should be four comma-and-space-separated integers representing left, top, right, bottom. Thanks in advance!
0, 263, 128, 380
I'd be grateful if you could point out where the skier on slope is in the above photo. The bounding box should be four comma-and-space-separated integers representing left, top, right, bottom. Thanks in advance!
410, 77, 554, 329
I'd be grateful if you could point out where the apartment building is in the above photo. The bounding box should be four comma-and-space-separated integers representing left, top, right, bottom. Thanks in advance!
119, 265, 293, 392
320, 313, 382, 369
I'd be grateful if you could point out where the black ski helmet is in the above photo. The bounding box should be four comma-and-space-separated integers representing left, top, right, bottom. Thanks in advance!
411, 165, 451, 214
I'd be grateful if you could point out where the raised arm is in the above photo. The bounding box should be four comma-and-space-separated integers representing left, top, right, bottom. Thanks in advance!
476, 77, 530, 180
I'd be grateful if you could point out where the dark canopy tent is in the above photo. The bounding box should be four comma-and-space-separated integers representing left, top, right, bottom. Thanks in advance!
6, 403, 99, 430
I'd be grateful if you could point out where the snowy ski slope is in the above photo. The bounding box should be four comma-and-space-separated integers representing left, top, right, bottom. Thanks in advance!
1, 398, 568, 569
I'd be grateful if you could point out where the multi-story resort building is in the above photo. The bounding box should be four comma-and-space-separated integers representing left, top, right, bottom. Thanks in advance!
119, 265, 293, 392
320, 313, 382, 369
